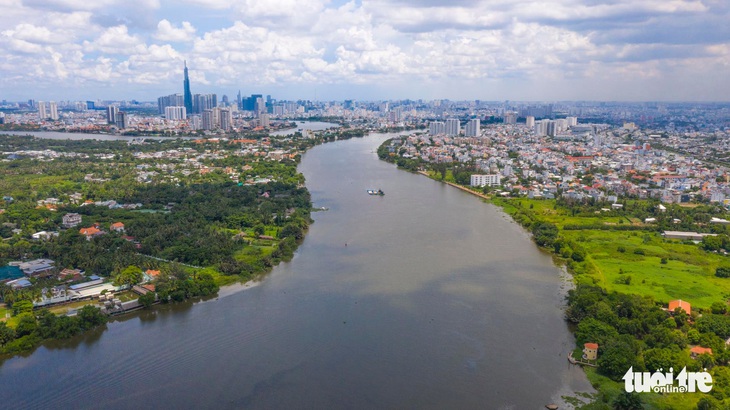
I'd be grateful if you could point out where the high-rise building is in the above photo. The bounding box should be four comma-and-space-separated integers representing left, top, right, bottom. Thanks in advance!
525, 116, 535, 128
503, 112, 517, 125
106, 105, 119, 124
219, 109, 232, 131
0, 112, 5, 124
183, 61, 193, 118
38, 101, 47, 120
429, 121, 445, 135
158, 94, 184, 114
534, 119, 549, 136
259, 113, 270, 128
115, 111, 128, 129
48, 101, 59, 120
465, 118, 480, 137
566, 116, 578, 127
202, 109, 214, 130
445, 118, 460, 136
194, 94, 217, 113
165, 106, 187, 120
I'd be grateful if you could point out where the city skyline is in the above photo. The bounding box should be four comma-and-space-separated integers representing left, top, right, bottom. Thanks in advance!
1, 0, 729, 102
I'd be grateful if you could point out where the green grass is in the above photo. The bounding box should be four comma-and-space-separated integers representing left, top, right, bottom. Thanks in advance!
493, 198, 730, 309
564, 229, 730, 308
580, 367, 718, 409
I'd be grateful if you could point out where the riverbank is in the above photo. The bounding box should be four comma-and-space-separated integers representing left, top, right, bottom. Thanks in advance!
456, 195, 730, 409
0, 130, 593, 409
376, 137, 730, 408
416, 170, 492, 201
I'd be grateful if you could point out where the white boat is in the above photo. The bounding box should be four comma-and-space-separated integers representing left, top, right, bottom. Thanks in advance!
367, 189, 384, 196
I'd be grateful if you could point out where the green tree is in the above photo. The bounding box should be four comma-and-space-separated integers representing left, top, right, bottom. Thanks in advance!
113, 265, 144, 287
0, 322, 16, 346
711, 301, 727, 315
12, 300, 33, 316
716, 267, 730, 278
138, 292, 156, 308
612, 391, 643, 410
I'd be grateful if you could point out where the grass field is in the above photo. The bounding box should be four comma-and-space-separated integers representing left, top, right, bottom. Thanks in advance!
494, 198, 730, 310
564, 229, 730, 309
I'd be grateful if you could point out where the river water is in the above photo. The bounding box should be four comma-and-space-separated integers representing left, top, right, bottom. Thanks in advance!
0, 132, 591, 409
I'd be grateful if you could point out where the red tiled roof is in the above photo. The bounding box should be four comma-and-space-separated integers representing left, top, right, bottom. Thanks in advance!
691, 346, 712, 355
584, 343, 599, 350
80, 227, 101, 236
668, 299, 691, 315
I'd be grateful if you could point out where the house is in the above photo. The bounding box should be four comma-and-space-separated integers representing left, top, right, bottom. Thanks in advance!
7, 278, 32, 289
662, 231, 717, 241
583, 343, 599, 361
18, 259, 55, 277
31, 231, 58, 241
668, 299, 691, 315
62, 213, 82, 228
110, 222, 125, 232
690, 346, 713, 359
59, 268, 84, 281
79, 226, 103, 240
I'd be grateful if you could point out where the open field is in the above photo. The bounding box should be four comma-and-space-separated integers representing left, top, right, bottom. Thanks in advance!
494, 198, 730, 310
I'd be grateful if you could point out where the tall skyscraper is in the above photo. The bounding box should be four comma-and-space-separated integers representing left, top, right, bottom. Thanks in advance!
193, 94, 217, 113
38, 101, 47, 120
158, 94, 184, 114
115, 111, 128, 129
445, 118, 460, 136
465, 118, 480, 137
219, 109, 232, 131
107, 105, 119, 124
48, 101, 59, 120
165, 106, 186, 120
429, 121, 445, 135
183, 61, 193, 118
202, 109, 214, 130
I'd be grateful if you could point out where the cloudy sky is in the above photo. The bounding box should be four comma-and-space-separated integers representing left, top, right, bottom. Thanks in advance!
1, 0, 728, 102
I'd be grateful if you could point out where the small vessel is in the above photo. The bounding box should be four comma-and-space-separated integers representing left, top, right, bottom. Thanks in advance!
367, 189, 385, 196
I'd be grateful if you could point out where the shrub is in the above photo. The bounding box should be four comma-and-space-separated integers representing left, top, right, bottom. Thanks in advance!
716, 267, 730, 278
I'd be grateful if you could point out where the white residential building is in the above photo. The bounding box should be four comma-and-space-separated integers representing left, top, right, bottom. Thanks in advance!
445, 118, 460, 136
429, 121, 445, 135
165, 106, 187, 121
470, 174, 501, 187
465, 118, 480, 137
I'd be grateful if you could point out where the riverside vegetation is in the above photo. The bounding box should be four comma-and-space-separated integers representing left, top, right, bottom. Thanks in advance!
0, 127, 372, 356
379, 137, 730, 409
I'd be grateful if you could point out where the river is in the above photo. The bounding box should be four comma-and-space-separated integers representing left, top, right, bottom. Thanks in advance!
0, 132, 592, 409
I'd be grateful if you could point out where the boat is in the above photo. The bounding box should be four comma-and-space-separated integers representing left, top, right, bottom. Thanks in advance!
367, 189, 385, 196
